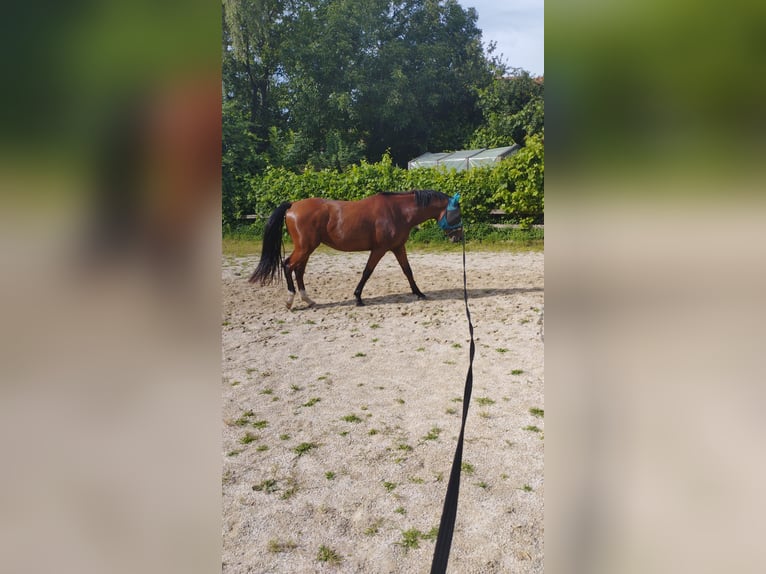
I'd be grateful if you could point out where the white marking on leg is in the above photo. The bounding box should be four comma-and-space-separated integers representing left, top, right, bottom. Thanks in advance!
299, 289, 315, 307
285, 291, 295, 309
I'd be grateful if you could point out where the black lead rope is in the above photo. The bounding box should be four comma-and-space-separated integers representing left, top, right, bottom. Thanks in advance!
430, 234, 475, 574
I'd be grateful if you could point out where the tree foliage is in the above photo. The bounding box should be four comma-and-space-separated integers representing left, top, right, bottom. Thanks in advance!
222, 0, 544, 227
469, 70, 544, 148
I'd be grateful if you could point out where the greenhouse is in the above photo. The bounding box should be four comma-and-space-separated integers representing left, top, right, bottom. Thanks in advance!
407, 144, 520, 171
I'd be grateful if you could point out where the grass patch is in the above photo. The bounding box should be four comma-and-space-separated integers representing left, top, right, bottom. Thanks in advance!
317, 544, 343, 565
302, 397, 321, 407
325, 471, 336, 480
475, 396, 495, 406
530, 407, 544, 418
368, 428, 379, 436
239, 432, 259, 445
511, 369, 524, 375
280, 477, 299, 500
461, 462, 475, 475
233, 411, 254, 426
267, 539, 297, 553
317, 545, 342, 565
252, 419, 269, 429
353, 352, 367, 358
422, 426, 442, 441
399, 528, 421, 549
252, 479, 279, 493
524, 425, 542, 433
364, 519, 384, 536
223, 227, 543, 257
294, 442, 318, 456
382, 481, 397, 492
397, 527, 439, 551
495, 347, 509, 353
341, 413, 362, 423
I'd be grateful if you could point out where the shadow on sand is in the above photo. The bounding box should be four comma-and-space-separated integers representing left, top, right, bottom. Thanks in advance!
301, 286, 544, 310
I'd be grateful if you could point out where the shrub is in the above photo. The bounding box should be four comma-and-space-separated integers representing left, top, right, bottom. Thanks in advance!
228, 149, 543, 228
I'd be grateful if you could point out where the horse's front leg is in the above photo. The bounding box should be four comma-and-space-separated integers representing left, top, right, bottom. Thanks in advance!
354, 249, 386, 306
392, 245, 426, 300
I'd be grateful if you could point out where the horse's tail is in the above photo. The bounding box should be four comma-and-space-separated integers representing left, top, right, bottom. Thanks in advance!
248, 201, 292, 285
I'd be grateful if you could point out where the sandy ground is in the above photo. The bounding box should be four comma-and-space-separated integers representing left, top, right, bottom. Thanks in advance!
222, 249, 544, 573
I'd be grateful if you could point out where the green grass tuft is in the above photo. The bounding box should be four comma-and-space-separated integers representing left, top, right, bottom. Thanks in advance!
294, 442, 318, 456
317, 545, 342, 565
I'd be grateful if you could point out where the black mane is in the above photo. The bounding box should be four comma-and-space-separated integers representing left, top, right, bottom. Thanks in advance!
379, 189, 449, 207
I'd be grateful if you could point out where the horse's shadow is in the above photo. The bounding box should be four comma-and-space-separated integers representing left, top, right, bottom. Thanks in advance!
303, 287, 543, 310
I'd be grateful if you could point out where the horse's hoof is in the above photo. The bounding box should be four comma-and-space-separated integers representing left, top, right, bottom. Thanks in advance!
356, 300, 365, 307
417, 293, 427, 300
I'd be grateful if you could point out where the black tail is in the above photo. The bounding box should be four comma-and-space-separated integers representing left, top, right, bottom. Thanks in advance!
248, 202, 292, 285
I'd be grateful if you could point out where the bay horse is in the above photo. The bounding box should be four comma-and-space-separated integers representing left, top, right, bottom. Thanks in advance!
248, 190, 463, 308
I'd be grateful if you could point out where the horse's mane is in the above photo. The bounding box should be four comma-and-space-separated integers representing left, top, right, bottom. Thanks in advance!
379, 189, 449, 207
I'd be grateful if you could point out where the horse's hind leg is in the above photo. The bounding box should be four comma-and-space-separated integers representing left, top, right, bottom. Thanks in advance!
294, 261, 316, 307
284, 248, 317, 308
282, 257, 297, 309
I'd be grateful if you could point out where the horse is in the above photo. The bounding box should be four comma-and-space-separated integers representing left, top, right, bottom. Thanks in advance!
248, 190, 463, 308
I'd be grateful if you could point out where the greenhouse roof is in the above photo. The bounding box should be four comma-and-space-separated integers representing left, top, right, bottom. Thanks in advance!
407, 144, 520, 171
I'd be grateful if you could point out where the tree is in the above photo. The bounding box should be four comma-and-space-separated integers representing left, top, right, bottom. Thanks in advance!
468, 70, 544, 148
279, 0, 493, 166
223, 0, 290, 154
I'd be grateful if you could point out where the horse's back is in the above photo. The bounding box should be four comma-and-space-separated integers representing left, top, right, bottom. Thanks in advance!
286, 196, 383, 251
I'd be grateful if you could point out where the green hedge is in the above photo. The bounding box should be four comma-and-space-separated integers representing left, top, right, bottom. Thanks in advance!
235, 135, 543, 229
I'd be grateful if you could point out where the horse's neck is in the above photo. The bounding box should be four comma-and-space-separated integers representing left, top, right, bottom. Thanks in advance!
411, 203, 444, 227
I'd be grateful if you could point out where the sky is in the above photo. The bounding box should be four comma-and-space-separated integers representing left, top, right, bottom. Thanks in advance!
458, 0, 544, 76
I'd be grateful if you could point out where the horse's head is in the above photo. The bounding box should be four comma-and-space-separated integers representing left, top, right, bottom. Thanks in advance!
438, 193, 463, 242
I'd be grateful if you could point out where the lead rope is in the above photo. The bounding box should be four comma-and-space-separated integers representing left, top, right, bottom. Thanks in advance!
430, 233, 475, 574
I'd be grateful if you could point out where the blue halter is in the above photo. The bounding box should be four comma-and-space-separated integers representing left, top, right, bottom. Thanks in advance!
438, 193, 463, 231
